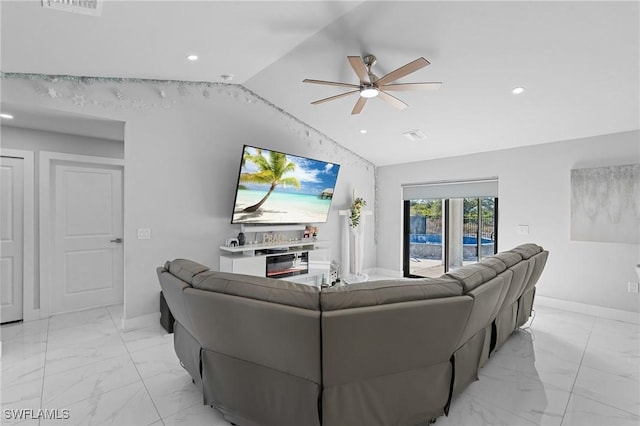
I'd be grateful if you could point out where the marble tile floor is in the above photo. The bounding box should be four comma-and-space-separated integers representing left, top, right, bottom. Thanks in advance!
1, 304, 638, 426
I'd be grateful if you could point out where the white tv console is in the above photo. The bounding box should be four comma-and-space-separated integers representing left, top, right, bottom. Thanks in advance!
219, 239, 330, 286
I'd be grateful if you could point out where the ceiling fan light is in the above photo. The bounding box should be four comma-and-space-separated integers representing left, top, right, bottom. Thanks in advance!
360, 87, 379, 98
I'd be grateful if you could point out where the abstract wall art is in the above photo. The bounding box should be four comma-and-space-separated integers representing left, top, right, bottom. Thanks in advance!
571, 164, 639, 243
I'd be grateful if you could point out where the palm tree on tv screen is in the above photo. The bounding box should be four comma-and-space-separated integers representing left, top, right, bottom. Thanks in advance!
240, 149, 301, 212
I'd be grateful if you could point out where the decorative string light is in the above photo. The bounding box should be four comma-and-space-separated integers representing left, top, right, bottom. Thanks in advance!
0, 72, 374, 172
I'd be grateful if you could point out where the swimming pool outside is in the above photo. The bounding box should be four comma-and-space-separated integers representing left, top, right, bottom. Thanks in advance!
409, 233, 495, 261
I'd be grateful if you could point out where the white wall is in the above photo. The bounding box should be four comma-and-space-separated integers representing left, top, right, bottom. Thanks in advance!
1, 77, 375, 325
377, 131, 640, 313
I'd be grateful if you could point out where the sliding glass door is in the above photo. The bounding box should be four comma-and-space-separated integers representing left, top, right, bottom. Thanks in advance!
404, 199, 446, 277
404, 196, 498, 277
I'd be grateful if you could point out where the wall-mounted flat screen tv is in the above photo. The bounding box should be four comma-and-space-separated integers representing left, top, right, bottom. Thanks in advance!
231, 145, 340, 224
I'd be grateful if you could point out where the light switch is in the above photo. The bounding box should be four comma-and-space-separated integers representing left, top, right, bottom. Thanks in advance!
517, 225, 529, 235
137, 228, 151, 240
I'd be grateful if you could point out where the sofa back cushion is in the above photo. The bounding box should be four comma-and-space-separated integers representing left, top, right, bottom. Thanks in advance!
500, 260, 530, 307
321, 295, 474, 386
445, 263, 497, 292
157, 266, 197, 338
192, 271, 320, 311
456, 274, 509, 347
165, 258, 209, 283
494, 251, 523, 267
184, 288, 322, 385
521, 250, 549, 294
320, 277, 463, 311
512, 243, 543, 260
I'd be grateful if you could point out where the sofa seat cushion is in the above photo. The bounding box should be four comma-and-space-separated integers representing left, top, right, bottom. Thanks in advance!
165, 259, 209, 284
320, 277, 463, 311
446, 264, 497, 292
192, 271, 320, 310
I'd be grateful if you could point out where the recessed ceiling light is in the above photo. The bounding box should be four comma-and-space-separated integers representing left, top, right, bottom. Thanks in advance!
0, 113, 14, 120
187, 54, 199, 61
360, 129, 367, 134
512, 87, 525, 94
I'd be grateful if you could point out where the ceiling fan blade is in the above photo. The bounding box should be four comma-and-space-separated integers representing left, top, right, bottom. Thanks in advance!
378, 91, 408, 110
351, 96, 367, 115
311, 90, 359, 105
347, 56, 371, 84
381, 82, 442, 91
303, 79, 360, 89
376, 57, 430, 86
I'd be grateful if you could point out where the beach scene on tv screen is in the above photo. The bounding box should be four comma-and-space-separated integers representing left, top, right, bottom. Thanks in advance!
232, 147, 340, 224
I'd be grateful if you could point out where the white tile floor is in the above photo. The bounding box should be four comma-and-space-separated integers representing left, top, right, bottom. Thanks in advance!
1, 304, 638, 426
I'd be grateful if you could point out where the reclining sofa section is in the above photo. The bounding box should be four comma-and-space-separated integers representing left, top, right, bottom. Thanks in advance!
157, 243, 548, 426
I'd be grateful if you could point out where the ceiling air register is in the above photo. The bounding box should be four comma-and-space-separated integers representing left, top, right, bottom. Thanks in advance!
41, 0, 102, 16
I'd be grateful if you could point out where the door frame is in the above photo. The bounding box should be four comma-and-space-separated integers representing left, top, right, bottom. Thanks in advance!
403, 199, 450, 278
39, 151, 124, 318
0, 149, 36, 321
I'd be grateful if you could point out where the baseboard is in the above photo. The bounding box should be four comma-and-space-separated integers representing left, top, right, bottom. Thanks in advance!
122, 312, 160, 332
536, 295, 639, 324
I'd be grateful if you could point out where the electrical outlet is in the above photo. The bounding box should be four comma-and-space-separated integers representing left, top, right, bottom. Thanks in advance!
628, 282, 639, 293
137, 228, 151, 240
517, 225, 529, 235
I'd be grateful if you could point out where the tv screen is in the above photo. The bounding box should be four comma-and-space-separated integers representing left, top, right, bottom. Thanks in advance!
231, 145, 340, 224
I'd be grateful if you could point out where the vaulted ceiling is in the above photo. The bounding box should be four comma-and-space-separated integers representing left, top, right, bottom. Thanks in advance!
2, 1, 638, 165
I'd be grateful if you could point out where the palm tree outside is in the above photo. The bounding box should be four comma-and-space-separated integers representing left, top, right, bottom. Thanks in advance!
240, 149, 301, 212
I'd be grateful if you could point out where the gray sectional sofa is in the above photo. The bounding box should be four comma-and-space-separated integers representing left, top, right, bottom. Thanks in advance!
157, 243, 548, 426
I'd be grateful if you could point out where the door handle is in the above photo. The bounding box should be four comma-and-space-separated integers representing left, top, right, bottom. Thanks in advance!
110, 238, 123, 243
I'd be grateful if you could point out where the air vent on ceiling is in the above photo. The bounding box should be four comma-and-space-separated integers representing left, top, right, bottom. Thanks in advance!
402, 129, 427, 142
42, 0, 102, 16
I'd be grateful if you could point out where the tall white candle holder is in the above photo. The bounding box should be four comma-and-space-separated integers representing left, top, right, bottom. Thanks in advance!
339, 209, 372, 284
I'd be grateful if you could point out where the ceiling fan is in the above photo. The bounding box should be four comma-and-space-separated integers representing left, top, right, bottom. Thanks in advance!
303, 55, 442, 115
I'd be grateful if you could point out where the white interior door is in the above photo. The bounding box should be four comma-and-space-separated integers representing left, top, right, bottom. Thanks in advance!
52, 163, 123, 314
1, 157, 24, 323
